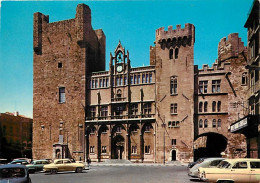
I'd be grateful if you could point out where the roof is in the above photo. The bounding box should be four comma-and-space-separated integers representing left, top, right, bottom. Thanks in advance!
0, 164, 27, 169
224, 158, 260, 163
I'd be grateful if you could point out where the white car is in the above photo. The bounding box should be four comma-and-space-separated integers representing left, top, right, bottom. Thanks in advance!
188, 158, 224, 178
199, 158, 260, 183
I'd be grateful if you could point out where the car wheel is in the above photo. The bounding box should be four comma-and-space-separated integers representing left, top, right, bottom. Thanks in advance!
76, 167, 83, 173
50, 169, 57, 174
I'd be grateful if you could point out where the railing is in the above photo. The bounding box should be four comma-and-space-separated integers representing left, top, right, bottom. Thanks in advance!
111, 97, 126, 102
247, 80, 260, 98
86, 114, 155, 121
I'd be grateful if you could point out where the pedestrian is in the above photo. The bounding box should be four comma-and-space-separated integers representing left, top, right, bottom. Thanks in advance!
87, 157, 91, 169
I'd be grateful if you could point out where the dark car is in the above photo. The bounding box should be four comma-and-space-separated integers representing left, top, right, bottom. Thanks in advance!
9, 160, 29, 165
188, 157, 207, 169
26, 160, 50, 173
0, 164, 32, 183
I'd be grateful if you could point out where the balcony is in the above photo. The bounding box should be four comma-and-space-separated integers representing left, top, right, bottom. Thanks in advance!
247, 80, 260, 98
85, 114, 155, 122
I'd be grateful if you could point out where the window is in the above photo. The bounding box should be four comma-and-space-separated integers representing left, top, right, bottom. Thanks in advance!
92, 80, 95, 88
217, 119, 221, 127
58, 62, 62, 68
199, 119, 203, 128
145, 125, 151, 132
170, 103, 178, 114
102, 146, 107, 153
124, 76, 128, 85
95, 79, 98, 88
170, 121, 180, 127
149, 73, 152, 83
145, 145, 150, 154
137, 75, 140, 84
116, 89, 122, 98
199, 81, 208, 94
175, 48, 179, 59
116, 126, 121, 133
131, 125, 138, 132
90, 107, 96, 118
169, 49, 173, 59
90, 127, 95, 134
120, 76, 123, 86
101, 106, 108, 117
242, 72, 247, 85
106, 78, 109, 87
171, 139, 176, 146
132, 146, 137, 154
134, 75, 137, 84
212, 119, 216, 128
115, 105, 124, 116
131, 104, 138, 117
217, 101, 221, 112
204, 102, 208, 112
142, 74, 145, 83
99, 78, 103, 88
204, 119, 208, 128
212, 80, 221, 93
103, 78, 106, 87
59, 87, 65, 103
130, 75, 133, 84
116, 77, 120, 86
233, 162, 247, 169
199, 102, 203, 112
212, 101, 216, 112
250, 162, 260, 169
168, 121, 172, 127
143, 103, 151, 116
170, 76, 177, 95
146, 74, 149, 83
90, 146, 94, 153
100, 126, 107, 133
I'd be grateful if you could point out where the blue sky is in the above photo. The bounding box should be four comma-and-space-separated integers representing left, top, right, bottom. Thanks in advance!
0, 0, 252, 118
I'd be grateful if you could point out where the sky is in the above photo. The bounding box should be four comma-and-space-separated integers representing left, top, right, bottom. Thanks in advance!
0, 0, 252, 118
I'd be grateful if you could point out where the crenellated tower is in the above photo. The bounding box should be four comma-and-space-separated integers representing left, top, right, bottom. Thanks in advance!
151, 23, 195, 162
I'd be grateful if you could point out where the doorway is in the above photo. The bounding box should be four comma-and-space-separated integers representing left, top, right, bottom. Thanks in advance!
171, 150, 176, 161
112, 135, 124, 159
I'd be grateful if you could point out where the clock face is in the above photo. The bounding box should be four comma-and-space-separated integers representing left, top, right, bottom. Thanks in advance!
117, 65, 123, 72
116, 52, 123, 63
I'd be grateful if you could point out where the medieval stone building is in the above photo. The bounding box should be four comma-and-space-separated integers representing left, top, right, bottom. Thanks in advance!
33, 4, 249, 163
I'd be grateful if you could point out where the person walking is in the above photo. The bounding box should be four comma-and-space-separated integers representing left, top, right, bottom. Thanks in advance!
87, 157, 91, 169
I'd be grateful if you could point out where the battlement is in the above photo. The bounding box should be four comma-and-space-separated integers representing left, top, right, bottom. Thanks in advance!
218, 33, 246, 62
198, 61, 230, 74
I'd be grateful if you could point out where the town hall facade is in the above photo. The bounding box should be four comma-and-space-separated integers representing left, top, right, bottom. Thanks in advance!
33, 4, 250, 163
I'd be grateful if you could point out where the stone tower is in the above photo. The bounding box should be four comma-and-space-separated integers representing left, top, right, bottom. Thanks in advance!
33, 4, 105, 160
151, 24, 195, 162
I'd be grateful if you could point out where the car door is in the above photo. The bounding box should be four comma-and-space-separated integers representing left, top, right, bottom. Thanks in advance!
55, 160, 64, 171
230, 161, 250, 183
249, 161, 260, 183
63, 160, 73, 171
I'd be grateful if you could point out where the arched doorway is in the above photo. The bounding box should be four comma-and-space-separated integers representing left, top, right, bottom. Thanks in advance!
112, 135, 124, 159
194, 132, 227, 161
171, 150, 176, 161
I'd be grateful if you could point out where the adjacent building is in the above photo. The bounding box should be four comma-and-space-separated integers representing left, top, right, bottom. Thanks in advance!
33, 4, 249, 163
0, 112, 32, 160
230, 0, 260, 158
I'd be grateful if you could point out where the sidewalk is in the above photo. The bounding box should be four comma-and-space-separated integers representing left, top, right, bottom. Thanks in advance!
86, 161, 188, 167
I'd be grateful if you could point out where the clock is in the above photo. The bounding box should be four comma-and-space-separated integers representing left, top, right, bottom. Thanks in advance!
117, 65, 123, 72
116, 52, 123, 63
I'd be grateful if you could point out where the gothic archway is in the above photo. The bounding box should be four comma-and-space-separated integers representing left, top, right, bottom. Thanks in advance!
112, 135, 125, 159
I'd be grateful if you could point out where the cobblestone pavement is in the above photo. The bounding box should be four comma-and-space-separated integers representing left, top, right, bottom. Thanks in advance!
30, 165, 209, 183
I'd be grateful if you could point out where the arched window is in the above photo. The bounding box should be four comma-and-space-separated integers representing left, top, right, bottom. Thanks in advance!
218, 119, 221, 127
217, 101, 221, 112
170, 76, 177, 94
169, 49, 173, 59
204, 102, 208, 112
199, 119, 203, 128
204, 119, 208, 128
175, 48, 179, 59
199, 102, 203, 112
212, 101, 216, 112
116, 89, 122, 98
212, 119, 216, 128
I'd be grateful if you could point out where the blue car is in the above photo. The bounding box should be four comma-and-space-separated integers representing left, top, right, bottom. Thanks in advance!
0, 164, 31, 183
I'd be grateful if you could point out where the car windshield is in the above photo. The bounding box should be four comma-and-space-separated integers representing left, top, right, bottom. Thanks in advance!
0, 168, 26, 178
217, 161, 231, 169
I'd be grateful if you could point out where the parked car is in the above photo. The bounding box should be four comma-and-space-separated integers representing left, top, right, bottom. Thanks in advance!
188, 157, 207, 169
9, 160, 29, 165
199, 158, 260, 183
26, 160, 50, 173
188, 158, 224, 178
43, 159, 85, 174
0, 164, 32, 183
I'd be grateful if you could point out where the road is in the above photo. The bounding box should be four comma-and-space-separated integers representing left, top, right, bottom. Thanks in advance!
30, 165, 207, 183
